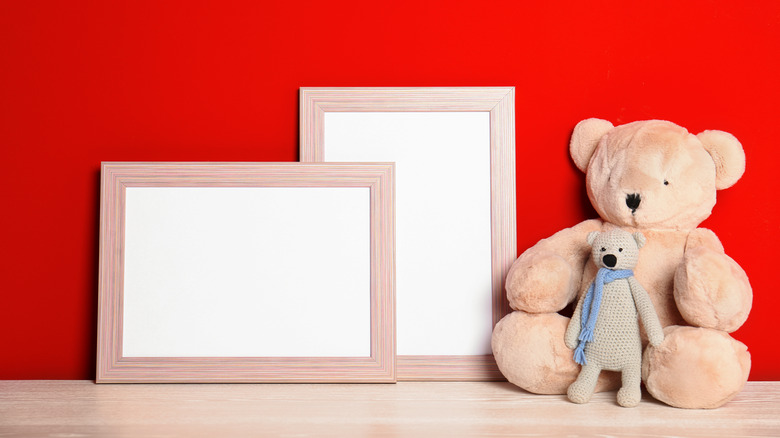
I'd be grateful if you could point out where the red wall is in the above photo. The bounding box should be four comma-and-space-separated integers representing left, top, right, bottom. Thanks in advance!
1, 1, 778, 380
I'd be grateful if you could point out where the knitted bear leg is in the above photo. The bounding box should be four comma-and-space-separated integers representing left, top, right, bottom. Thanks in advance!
568, 363, 601, 404
617, 362, 642, 407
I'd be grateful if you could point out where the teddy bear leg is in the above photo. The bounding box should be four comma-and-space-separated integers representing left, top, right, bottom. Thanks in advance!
567, 363, 601, 404
492, 310, 620, 394
616, 362, 642, 408
492, 311, 579, 394
642, 326, 751, 409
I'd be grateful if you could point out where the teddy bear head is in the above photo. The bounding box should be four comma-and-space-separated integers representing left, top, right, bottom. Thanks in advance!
587, 229, 645, 270
570, 119, 745, 230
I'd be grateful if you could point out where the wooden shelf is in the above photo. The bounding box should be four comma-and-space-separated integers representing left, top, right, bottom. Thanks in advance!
1, 380, 778, 437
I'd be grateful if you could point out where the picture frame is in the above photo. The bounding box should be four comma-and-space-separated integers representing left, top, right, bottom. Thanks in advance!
97, 162, 395, 383
300, 87, 516, 380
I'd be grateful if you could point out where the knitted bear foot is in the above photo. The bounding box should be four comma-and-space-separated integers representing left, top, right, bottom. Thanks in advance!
567, 382, 593, 404
617, 385, 641, 407
566, 363, 601, 404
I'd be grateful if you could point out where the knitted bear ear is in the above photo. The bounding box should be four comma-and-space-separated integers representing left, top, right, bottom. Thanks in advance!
632, 232, 646, 249
587, 231, 600, 246
570, 118, 614, 173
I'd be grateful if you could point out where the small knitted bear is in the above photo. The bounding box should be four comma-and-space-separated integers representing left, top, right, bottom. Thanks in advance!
564, 229, 664, 407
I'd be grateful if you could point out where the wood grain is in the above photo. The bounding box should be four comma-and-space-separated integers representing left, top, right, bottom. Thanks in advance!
1, 381, 778, 437
396, 355, 503, 381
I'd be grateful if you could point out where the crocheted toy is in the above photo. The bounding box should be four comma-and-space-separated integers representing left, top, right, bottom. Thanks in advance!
491, 119, 752, 409
564, 229, 664, 407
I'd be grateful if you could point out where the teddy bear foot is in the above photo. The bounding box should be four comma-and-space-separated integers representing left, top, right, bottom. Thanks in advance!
493, 310, 621, 395
492, 311, 579, 394
643, 326, 750, 408
617, 386, 641, 407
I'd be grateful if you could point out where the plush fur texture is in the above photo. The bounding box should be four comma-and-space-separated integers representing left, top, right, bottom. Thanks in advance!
492, 119, 752, 409
642, 326, 751, 409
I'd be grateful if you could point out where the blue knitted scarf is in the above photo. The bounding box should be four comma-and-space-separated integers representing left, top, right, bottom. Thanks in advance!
573, 267, 634, 365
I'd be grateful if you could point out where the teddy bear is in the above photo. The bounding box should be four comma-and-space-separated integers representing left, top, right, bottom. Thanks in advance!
564, 229, 664, 407
491, 118, 752, 409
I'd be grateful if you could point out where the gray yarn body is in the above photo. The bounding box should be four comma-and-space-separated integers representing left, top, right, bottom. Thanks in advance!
566, 275, 659, 406
579, 277, 643, 370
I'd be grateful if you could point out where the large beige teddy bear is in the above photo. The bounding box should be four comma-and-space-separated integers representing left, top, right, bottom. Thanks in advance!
491, 118, 752, 409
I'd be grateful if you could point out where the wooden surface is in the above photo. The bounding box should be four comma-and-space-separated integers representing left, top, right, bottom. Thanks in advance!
1, 381, 778, 437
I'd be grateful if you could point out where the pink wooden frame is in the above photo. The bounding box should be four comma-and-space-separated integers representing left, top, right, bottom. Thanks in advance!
300, 87, 517, 381
97, 162, 395, 383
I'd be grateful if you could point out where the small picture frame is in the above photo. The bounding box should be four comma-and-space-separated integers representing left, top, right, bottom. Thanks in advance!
97, 162, 395, 383
300, 87, 517, 380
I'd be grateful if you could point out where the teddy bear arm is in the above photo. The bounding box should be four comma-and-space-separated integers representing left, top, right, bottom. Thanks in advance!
674, 228, 752, 332
506, 219, 603, 313
628, 277, 664, 346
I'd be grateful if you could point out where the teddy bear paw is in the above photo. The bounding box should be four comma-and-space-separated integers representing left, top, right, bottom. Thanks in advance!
674, 246, 752, 332
505, 252, 575, 313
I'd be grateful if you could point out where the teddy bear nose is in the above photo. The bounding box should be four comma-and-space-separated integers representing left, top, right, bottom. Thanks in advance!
626, 193, 641, 214
603, 254, 617, 268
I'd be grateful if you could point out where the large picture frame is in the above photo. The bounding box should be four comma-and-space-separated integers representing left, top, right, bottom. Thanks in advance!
97, 162, 395, 383
300, 87, 516, 380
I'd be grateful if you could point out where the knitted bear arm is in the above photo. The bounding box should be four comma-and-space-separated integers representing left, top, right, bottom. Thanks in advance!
628, 276, 664, 346
564, 291, 586, 349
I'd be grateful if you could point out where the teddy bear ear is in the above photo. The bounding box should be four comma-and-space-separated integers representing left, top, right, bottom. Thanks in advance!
570, 118, 614, 172
696, 130, 746, 190
632, 232, 646, 249
587, 231, 600, 246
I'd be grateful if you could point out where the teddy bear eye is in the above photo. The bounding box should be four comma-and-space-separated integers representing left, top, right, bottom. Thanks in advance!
619, 248, 623, 252
663, 180, 669, 186
601, 247, 606, 252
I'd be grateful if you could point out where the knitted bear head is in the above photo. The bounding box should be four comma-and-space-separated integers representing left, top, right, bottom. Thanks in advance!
587, 229, 645, 271
570, 119, 745, 231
